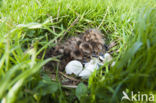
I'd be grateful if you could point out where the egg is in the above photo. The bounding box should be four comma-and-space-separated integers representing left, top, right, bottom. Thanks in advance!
65, 60, 83, 76
79, 58, 99, 79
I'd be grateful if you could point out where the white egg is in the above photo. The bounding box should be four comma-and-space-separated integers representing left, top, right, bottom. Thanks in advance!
79, 68, 92, 79
79, 58, 99, 79
85, 59, 99, 71
65, 60, 83, 76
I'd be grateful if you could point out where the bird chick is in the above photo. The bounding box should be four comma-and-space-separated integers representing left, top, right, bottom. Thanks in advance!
79, 42, 92, 57
53, 36, 82, 56
50, 36, 83, 70
83, 29, 106, 55
83, 29, 105, 45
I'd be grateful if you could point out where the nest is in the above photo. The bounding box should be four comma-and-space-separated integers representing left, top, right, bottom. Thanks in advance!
42, 28, 117, 88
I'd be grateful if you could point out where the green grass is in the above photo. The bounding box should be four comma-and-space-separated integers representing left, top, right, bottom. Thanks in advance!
0, 0, 156, 103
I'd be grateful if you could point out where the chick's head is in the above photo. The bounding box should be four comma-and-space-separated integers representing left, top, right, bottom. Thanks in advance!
79, 42, 93, 57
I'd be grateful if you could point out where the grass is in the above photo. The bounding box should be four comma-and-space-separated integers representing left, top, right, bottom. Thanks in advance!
0, 0, 156, 103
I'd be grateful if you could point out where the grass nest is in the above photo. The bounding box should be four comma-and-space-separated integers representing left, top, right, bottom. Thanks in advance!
41, 28, 118, 88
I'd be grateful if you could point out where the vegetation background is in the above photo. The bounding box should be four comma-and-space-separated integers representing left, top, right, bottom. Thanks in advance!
0, 0, 156, 103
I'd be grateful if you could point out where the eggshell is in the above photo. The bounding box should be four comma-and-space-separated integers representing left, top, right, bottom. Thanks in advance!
79, 58, 99, 79
65, 60, 83, 76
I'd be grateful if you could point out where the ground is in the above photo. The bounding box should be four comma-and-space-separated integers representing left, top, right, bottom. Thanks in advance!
0, 0, 156, 103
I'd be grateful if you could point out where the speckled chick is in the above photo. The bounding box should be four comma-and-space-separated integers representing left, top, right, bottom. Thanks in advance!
82, 29, 106, 55
52, 36, 83, 70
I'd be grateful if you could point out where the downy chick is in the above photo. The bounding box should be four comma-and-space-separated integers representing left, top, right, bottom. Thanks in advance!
82, 28, 105, 55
